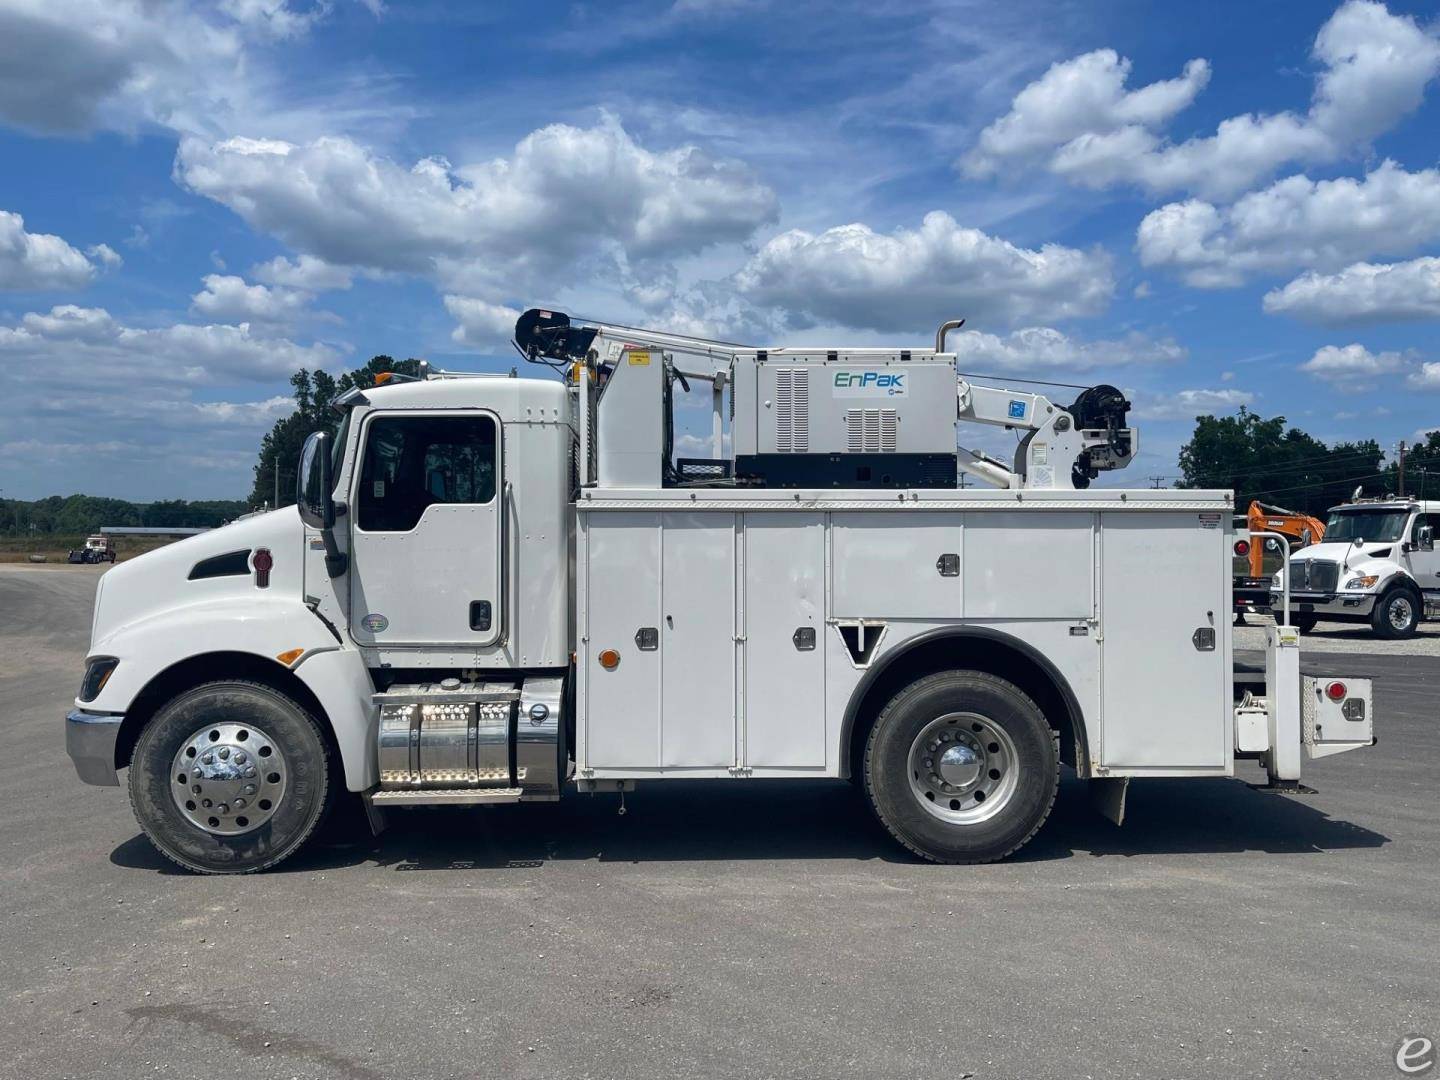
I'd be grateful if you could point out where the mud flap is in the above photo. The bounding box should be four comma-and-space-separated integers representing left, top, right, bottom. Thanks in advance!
1089, 776, 1130, 826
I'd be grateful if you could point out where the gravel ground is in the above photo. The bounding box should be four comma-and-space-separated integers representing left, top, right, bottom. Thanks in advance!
2, 564, 1437, 1080
1234, 611, 1440, 656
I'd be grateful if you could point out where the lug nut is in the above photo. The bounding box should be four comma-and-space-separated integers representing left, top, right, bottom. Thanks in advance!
202, 753, 214, 765
234, 753, 246, 764
218, 748, 230, 760
242, 784, 256, 795
233, 798, 246, 809
244, 767, 257, 778
217, 803, 229, 815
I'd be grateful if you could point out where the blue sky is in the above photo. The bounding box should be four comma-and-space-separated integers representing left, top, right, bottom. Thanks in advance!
1, 0, 1438, 500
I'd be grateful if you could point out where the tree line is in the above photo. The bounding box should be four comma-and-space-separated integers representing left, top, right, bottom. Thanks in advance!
0, 494, 250, 536
1177, 408, 1439, 515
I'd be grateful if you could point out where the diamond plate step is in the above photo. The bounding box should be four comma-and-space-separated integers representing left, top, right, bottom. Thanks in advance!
371, 787, 523, 805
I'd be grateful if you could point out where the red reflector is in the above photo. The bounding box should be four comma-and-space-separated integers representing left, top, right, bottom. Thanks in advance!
1233, 540, 1250, 556
252, 549, 274, 572
1326, 681, 1347, 702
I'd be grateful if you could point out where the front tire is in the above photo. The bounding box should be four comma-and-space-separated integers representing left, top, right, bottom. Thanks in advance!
1290, 613, 1318, 634
863, 670, 1058, 864
128, 680, 334, 874
1372, 586, 1420, 639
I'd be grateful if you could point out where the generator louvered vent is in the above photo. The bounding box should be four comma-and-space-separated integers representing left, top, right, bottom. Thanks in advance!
774, 368, 810, 453
846, 408, 898, 453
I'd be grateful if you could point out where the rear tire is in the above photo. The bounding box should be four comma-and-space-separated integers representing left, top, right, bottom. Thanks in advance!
1372, 586, 1420, 639
128, 680, 334, 874
863, 670, 1058, 864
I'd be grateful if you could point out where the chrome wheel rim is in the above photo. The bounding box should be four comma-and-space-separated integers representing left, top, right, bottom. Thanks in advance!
171, 721, 287, 836
907, 712, 1019, 825
1389, 596, 1414, 631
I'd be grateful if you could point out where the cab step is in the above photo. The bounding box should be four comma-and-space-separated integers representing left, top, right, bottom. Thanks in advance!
370, 787, 524, 806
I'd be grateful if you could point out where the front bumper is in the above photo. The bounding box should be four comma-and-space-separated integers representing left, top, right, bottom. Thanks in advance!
66, 709, 123, 786
1272, 591, 1377, 618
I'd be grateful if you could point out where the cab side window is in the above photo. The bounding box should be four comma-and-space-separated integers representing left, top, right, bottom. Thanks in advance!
357, 414, 497, 532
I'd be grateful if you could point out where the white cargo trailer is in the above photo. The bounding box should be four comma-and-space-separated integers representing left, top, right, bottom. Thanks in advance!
66, 310, 1376, 872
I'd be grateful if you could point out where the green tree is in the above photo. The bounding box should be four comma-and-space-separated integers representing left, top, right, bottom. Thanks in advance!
1384, 430, 1440, 499
1177, 408, 1386, 515
249, 356, 419, 509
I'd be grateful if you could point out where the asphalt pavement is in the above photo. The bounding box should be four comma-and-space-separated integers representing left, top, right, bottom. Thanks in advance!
1, 564, 1436, 1080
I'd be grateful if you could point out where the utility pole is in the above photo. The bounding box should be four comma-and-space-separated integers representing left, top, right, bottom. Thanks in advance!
1398, 440, 1406, 497
1149, 475, 1166, 489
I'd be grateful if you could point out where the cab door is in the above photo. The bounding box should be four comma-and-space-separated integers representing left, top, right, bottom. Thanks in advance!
348, 410, 504, 648
1404, 511, 1440, 590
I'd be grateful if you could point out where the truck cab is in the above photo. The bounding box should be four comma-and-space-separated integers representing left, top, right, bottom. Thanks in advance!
1275, 498, 1440, 638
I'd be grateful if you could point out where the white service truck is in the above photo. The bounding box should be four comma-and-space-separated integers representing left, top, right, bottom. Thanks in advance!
1275, 497, 1440, 638
67, 310, 1377, 872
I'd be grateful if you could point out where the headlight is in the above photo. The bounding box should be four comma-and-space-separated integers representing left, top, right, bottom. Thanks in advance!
1344, 575, 1379, 590
1271, 573, 1284, 588
78, 657, 118, 702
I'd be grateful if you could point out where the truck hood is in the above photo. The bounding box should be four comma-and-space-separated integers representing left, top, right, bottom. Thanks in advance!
1289, 539, 1395, 566
90, 508, 306, 652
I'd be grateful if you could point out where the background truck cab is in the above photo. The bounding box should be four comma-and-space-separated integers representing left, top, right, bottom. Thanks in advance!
1277, 498, 1440, 637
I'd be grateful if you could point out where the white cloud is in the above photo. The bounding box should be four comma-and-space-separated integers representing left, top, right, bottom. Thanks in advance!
1405, 363, 1440, 390
1264, 257, 1440, 324
444, 296, 521, 349
252, 253, 354, 291
219, 0, 327, 40
963, 49, 1210, 179
191, 273, 314, 325
86, 243, 123, 269
950, 326, 1185, 372
0, 209, 102, 290
732, 211, 1112, 332
0, 0, 245, 135
175, 117, 779, 294
0, 304, 340, 382
1301, 342, 1410, 382
1137, 161, 1440, 287
1130, 388, 1255, 421
963, 1, 1440, 199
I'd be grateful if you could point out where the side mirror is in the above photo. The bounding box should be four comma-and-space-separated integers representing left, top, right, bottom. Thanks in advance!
297, 431, 335, 529
1421, 525, 1434, 551
297, 431, 347, 577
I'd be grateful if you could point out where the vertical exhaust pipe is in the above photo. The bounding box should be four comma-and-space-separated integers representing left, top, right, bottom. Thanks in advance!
936, 318, 966, 353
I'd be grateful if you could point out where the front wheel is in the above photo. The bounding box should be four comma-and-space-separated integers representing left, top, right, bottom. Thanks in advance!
863, 670, 1058, 864
1372, 587, 1420, 639
128, 680, 334, 874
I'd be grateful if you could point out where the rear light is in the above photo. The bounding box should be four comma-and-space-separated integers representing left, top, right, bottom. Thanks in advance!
1234, 539, 1250, 557
1326, 681, 1347, 702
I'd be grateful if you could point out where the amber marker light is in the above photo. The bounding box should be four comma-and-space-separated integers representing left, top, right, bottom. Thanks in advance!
276, 648, 305, 667
598, 649, 621, 670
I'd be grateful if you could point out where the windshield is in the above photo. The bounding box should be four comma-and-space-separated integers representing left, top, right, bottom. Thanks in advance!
1324, 508, 1409, 543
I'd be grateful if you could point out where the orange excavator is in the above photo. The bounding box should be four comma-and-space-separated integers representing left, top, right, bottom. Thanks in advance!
1234, 501, 1326, 622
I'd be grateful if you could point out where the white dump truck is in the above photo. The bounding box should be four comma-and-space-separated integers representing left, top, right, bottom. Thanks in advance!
1275, 496, 1440, 638
66, 310, 1376, 873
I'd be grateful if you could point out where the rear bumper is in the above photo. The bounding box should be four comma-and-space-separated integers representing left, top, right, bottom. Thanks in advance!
66, 709, 123, 786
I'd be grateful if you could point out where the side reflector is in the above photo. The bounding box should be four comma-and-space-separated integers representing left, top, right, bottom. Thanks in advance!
598, 649, 621, 670
1326, 681, 1347, 702
276, 648, 305, 667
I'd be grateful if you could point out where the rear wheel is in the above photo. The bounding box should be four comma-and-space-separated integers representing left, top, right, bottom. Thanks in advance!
863, 670, 1058, 864
1372, 586, 1420, 639
128, 680, 333, 874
